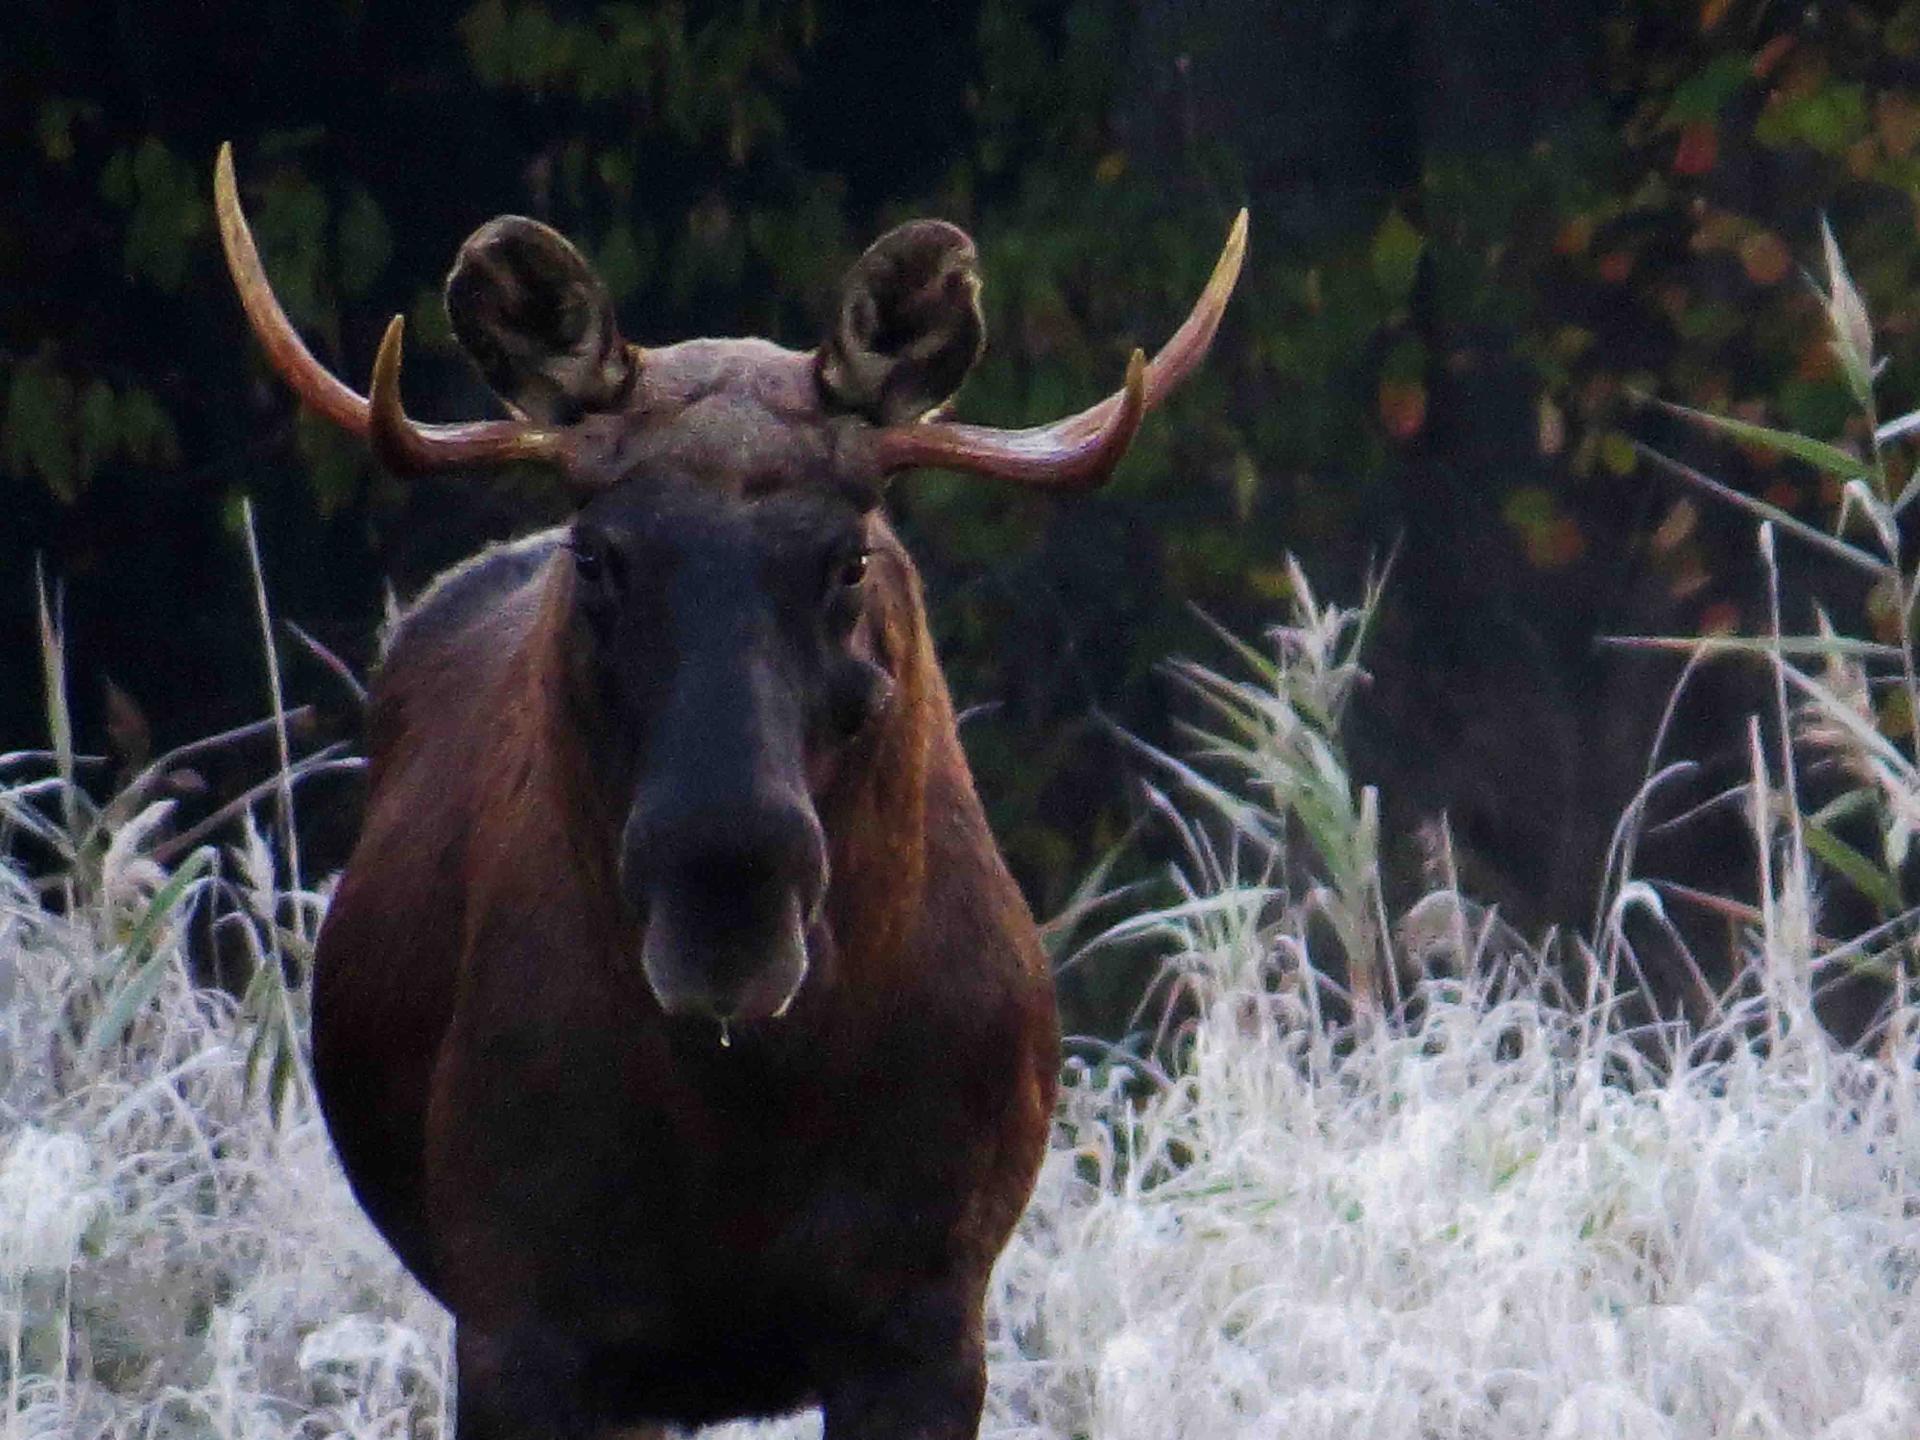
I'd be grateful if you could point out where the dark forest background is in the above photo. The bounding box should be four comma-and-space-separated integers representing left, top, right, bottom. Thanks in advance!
8, 0, 1920, 1031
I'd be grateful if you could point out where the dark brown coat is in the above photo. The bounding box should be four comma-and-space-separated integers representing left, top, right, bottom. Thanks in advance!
316, 515, 1054, 1435
214, 142, 1243, 1439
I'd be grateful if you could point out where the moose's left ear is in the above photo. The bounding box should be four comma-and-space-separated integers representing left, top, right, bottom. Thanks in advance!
818, 221, 985, 425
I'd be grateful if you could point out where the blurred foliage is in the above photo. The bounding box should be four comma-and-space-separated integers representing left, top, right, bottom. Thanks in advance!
7, 0, 1920, 1031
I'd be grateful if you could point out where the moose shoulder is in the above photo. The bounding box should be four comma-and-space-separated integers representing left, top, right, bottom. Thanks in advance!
216, 144, 1244, 1440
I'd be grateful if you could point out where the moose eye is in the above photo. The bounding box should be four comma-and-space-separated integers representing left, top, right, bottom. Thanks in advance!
570, 533, 620, 595
836, 547, 871, 589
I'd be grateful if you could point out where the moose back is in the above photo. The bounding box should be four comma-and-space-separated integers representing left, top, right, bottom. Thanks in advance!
216, 144, 1244, 1439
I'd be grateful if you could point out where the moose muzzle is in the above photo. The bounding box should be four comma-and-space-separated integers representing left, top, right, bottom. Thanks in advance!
619, 635, 828, 1024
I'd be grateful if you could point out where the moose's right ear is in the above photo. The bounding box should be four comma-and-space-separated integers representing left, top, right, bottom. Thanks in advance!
818, 220, 985, 425
444, 217, 638, 424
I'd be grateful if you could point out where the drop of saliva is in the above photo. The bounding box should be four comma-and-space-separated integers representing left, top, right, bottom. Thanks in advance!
718, 1019, 733, 1049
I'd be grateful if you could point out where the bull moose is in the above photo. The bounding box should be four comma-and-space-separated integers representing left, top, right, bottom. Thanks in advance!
215, 143, 1244, 1438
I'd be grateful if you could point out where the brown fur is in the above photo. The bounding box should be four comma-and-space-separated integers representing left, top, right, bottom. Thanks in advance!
214, 173, 1236, 1433
276, 205, 1200, 1439
313, 508, 1056, 1437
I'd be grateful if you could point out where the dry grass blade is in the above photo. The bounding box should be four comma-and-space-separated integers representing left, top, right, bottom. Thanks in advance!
241, 497, 305, 943
1632, 441, 1883, 575
284, 619, 368, 706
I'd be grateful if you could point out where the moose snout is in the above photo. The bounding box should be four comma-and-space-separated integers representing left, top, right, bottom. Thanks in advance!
622, 792, 827, 1023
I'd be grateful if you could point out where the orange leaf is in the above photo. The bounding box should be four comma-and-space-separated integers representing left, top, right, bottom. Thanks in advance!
1796, 336, 1840, 382
1544, 516, 1587, 567
1878, 92, 1920, 158
1537, 396, 1566, 456
1523, 516, 1586, 570
1751, 35, 1795, 79
1739, 232, 1791, 286
1651, 500, 1698, 554
1689, 208, 1747, 254
1697, 600, 1741, 636
1673, 122, 1719, 176
1378, 380, 1427, 440
1555, 215, 1595, 256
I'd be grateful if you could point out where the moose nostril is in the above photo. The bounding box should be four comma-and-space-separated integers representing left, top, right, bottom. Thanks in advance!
639, 874, 812, 1026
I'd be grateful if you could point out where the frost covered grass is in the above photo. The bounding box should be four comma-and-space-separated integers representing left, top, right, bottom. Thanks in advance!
3, 546, 438, 1440
0, 856, 450, 1440
986, 555, 1920, 1440
9, 271, 1920, 1434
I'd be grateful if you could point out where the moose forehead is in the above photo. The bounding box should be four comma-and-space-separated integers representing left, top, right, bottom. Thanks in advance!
582, 464, 870, 564
594, 337, 870, 498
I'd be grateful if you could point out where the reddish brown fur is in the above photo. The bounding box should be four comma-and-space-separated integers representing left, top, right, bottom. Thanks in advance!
218, 173, 1239, 1436
313, 507, 1056, 1437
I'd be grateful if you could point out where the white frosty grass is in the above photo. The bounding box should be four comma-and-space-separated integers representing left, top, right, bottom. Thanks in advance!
1010, 983, 1920, 1439
8, 798, 1920, 1439
0, 855, 449, 1440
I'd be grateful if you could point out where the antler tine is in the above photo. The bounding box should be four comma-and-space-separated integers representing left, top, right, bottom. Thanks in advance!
873, 349, 1148, 492
873, 208, 1249, 491
217, 143, 567, 475
369, 317, 569, 475
216, 142, 373, 435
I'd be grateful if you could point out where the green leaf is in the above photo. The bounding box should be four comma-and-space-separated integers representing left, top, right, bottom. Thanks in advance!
1370, 209, 1425, 306
1810, 788, 1878, 828
84, 849, 212, 1055
597, 222, 650, 304
1502, 485, 1555, 531
98, 149, 134, 207
460, 0, 511, 86
3, 361, 78, 500
1605, 633, 1907, 662
296, 411, 366, 518
115, 386, 180, 468
1805, 819, 1902, 914
1754, 83, 1870, 155
36, 98, 97, 165
1675, 302, 1740, 345
1664, 55, 1749, 125
1893, 1, 1920, 56
1381, 336, 1425, 384
255, 172, 330, 325
1776, 378, 1856, 442
76, 379, 117, 484
335, 188, 392, 297
114, 137, 205, 292
1646, 396, 1876, 482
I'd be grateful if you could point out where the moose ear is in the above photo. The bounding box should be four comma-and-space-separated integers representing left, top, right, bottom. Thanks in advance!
444, 216, 638, 424
818, 220, 985, 425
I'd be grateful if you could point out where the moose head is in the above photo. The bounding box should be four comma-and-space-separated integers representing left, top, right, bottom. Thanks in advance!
215, 144, 1245, 1024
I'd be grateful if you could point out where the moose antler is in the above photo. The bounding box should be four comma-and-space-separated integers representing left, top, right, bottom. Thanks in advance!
215, 143, 569, 475
872, 208, 1248, 491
